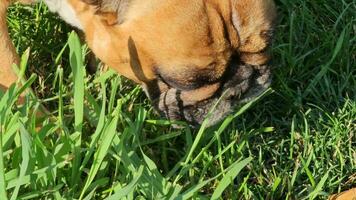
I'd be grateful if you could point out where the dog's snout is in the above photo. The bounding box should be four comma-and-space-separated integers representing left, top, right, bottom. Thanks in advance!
149, 61, 272, 127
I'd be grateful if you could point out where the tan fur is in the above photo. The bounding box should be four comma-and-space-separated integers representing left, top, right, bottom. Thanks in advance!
0, 1, 20, 90
72, 0, 276, 83
329, 188, 356, 200
1, 0, 277, 126
0, 0, 34, 104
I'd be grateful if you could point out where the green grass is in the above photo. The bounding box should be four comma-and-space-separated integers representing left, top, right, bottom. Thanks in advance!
1, 0, 355, 199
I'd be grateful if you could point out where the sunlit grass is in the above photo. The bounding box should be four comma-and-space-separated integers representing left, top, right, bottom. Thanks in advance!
1, 0, 355, 199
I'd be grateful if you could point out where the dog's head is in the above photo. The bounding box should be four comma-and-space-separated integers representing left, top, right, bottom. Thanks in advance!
45, 0, 276, 126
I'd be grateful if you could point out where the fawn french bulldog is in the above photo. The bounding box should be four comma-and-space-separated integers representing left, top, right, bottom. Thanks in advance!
1, 0, 276, 126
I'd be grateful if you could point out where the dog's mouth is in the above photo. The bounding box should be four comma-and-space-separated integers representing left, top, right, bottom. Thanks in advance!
146, 59, 272, 127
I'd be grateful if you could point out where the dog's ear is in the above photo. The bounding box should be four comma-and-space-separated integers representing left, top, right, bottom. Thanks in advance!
81, 0, 131, 25
96, 10, 119, 26
81, 0, 117, 25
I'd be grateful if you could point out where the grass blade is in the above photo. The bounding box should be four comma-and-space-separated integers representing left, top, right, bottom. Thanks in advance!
79, 107, 120, 199
80, 82, 107, 170
303, 28, 346, 97
105, 166, 144, 200
68, 31, 85, 133
10, 124, 32, 200
211, 157, 252, 200
68, 31, 85, 187
0, 120, 8, 199
307, 172, 329, 200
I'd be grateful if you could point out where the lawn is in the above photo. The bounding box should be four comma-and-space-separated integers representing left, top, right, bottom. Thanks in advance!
1, 0, 355, 199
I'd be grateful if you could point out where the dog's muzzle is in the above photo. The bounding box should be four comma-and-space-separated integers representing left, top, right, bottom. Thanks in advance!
148, 58, 272, 127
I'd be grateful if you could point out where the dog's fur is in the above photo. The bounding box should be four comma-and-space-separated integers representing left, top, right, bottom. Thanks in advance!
0, 0, 37, 94
0, 1, 19, 92
1, 0, 276, 126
